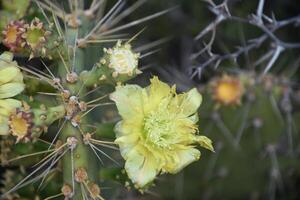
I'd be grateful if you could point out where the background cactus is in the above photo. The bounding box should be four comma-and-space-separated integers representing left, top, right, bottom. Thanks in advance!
0, 0, 177, 199
132, 0, 300, 199
1, 0, 300, 200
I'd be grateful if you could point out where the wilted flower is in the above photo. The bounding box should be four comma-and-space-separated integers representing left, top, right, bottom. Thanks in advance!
2, 20, 26, 52
9, 109, 33, 142
22, 18, 51, 58
0, 52, 24, 135
110, 76, 214, 188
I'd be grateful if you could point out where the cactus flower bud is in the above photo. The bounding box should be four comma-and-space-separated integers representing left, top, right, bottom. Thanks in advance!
96, 41, 141, 84
108, 41, 139, 75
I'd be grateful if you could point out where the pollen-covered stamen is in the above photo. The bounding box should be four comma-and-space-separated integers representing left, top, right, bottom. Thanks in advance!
2, 20, 26, 52
9, 109, 33, 142
211, 75, 244, 106
144, 111, 175, 148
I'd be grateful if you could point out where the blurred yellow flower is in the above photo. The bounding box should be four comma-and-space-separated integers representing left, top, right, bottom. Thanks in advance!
211, 75, 244, 106
110, 76, 214, 188
0, 52, 24, 135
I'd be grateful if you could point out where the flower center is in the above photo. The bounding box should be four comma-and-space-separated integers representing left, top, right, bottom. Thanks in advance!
144, 111, 173, 148
10, 115, 29, 136
6, 27, 18, 43
216, 82, 241, 104
26, 29, 44, 47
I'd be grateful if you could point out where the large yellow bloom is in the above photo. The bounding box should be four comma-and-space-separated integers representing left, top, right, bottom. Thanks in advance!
0, 52, 25, 135
110, 76, 214, 188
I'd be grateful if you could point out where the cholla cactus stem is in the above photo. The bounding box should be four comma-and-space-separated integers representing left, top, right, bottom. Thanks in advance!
60, 122, 98, 200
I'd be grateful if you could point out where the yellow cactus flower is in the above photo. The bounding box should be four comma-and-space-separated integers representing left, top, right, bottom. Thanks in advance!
110, 76, 214, 188
0, 52, 25, 135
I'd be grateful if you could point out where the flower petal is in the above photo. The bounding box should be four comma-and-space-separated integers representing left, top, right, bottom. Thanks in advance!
0, 67, 19, 84
125, 145, 159, 188
0, 83, 24, 98
167, 147, 201, 174
110, 85, 145, 119
196, 135, 214, 152
0, 116, 9, 135
146, 76, 171, 110
0, 52, 13, 69
114, 121, 139, 159
179, 88, 202, 117
0, 99, 22, 115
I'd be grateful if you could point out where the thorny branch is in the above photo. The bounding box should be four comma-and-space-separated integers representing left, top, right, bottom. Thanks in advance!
191, 0, 300, 78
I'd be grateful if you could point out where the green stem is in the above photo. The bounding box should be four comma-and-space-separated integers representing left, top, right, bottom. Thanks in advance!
33, 105, 66, 126
60, 122, 97, 199
58, 26, 98, 199
31, 105, 66, 137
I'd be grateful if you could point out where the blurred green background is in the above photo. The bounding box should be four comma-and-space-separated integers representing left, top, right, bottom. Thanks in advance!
120, 0, 300, 199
